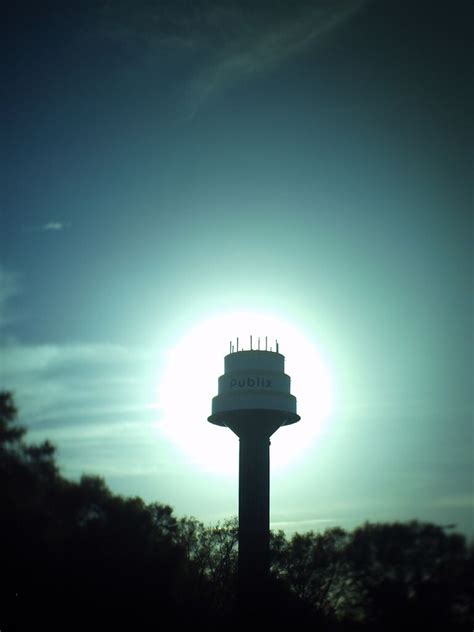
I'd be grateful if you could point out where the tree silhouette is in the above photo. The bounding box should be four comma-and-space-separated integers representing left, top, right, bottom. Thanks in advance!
345, 521, 473, 628
269, 520, 473, 628
271, 527, 353, 622
175, 516, 239, 615
0, 391, 211, 630
1, 390, 472, 630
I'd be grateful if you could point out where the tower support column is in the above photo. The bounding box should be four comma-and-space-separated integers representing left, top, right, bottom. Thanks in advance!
238, 430, 271, 590
207, 347, 301, 609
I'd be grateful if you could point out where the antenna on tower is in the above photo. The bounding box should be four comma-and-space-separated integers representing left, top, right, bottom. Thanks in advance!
237, 337, 239, 352
250, 335, 253, 350
265, 336, 268, 351
276, 340, 279, 353
258, 337, 261, 350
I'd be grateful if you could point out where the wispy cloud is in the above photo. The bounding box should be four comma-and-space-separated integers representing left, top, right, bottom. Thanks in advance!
433, 493, 474, 509
272, 516, 340, 528
185, 1, 367, 117
0, 265, 162, 482
1, 340, 153, 424
1, 336, 164, 475
0, 264, 20, 328
93, 0, 367, 116
42, 221, 64, 231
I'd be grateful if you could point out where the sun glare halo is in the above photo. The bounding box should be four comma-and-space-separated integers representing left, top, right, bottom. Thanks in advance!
156, 311, 333, 475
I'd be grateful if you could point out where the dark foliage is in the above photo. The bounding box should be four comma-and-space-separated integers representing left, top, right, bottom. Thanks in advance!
1, 391, 472, 630
0, 391, 206, 630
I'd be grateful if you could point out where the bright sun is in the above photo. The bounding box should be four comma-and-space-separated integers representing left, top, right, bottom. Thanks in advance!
156, 310, 333, 475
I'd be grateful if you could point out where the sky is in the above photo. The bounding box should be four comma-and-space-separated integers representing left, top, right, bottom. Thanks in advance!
1, 1, 473, 537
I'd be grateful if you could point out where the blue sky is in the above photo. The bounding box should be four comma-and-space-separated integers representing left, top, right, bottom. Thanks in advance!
1, 0, 472, 536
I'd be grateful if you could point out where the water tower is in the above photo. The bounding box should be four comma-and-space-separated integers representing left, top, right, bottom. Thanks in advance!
208, 337, 300, 596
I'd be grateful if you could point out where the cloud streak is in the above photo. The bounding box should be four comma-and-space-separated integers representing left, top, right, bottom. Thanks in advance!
94, 0, 367, 116
1, 336, 165, 477
42, 222, 64, 231
434, 494, 474, 509
186, 1, 367, 116
1, 340, 153, 423
0, 264, 20, 328
0, 264, 164, 482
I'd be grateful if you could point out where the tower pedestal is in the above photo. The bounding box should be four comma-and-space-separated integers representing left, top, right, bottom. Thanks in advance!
238, 430, 270, 588
208, 346, 300, 604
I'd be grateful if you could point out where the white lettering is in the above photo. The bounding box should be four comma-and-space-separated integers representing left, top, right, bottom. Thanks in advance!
229, 377, 273, 389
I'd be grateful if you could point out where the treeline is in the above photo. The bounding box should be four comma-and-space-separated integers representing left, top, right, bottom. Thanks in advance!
1, 391, 472, 630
